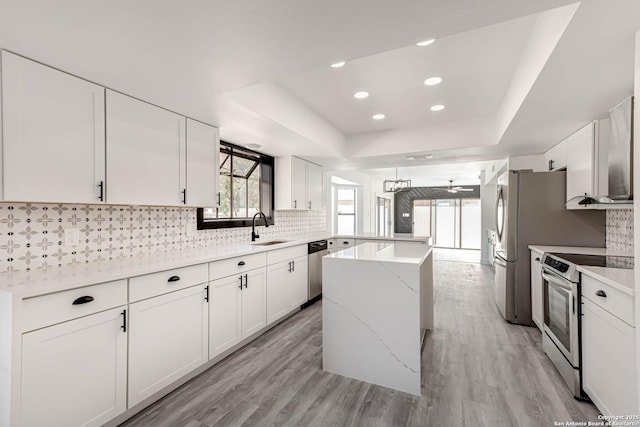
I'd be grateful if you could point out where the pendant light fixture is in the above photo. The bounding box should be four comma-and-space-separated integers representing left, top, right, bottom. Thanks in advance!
383, 167, 411, 193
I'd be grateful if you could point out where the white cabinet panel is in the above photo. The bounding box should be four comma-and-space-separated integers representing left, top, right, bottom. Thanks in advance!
530, 252, 543, 331
582, 297, 637, 416
566, 122, 596, 201
128, 285, 208, 407
106, 90, 186, 206
275, 156, 323, 210
1, 51, 106, 203
186, 119, 219, 207
241, 268, 267, 337
209, 267, 267, 359
20, 307, 127, 427
209, 274, 242, 358
544, 139, 567, 171
307, 162, 323, 210
292, 156, 307, 210
291, 255, 308, 308
266, 260, 292, 324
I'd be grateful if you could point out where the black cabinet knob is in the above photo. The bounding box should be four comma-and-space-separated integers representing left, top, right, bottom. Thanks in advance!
238, 261, 245, 266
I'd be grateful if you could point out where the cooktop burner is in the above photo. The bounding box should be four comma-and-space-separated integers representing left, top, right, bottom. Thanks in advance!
549, 253, 634, 269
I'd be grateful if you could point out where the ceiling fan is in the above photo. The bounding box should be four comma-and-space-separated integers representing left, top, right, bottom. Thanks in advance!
446, 180, 473, 193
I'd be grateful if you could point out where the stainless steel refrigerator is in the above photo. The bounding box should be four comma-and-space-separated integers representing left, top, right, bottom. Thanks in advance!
494, 170, 605, 325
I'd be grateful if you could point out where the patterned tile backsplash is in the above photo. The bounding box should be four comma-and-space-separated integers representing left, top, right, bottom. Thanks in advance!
605, 209, 634, 256
0, 203, 326, 273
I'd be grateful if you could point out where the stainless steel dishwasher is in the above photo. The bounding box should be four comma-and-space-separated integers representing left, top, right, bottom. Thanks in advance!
306, 239, 328, 306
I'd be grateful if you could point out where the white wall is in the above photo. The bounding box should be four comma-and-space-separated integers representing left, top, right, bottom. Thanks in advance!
480, 171, 497, 264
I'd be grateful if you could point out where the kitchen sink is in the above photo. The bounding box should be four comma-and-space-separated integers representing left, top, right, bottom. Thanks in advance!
252, 240, 290, 246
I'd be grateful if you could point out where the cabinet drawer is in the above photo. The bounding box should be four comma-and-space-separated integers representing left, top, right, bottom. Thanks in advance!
210, 252, 266, 281
267, 245, 307, 265
130, 264, 208, 302
336, 238, 355, 248
21, 280, 127, 332
582, 275, 635, 326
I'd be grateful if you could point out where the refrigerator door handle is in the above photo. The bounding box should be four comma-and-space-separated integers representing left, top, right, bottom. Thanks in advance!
494, 253, 508, 267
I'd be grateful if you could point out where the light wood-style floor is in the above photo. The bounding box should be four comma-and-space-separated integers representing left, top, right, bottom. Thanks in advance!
120, 260, 600, 427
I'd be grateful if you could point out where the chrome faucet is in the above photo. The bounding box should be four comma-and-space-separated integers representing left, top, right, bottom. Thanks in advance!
251, 212, 269, 241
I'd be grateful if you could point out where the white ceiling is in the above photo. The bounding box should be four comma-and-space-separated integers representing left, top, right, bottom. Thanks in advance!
359, 161, 489, 188
1, 0, 639, 173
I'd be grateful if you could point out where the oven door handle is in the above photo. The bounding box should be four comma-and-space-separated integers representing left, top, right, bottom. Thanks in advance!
541, 271, 572, 291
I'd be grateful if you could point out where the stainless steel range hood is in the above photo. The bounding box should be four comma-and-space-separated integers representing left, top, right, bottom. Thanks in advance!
597, 96, 634, 204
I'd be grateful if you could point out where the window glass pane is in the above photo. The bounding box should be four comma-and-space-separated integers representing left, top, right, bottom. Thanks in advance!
203, 207, 216, 220
220, 152, 231, 175
247, 167, 260, 217
435, 199, 456, 248
218, 175, 231, 218
337, 215, 355, 235
232, 177, 247, 218
413, 200, 431, 237
337, 188, 355, 214
461, 199, 481, 249
233, 156, 257, 177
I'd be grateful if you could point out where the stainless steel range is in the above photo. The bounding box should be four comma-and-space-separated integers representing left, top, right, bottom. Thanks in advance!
540, 252, 634, 399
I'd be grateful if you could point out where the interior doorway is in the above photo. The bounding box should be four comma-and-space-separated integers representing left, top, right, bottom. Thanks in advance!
376, 197, 391, 237
412, 198, 481, 249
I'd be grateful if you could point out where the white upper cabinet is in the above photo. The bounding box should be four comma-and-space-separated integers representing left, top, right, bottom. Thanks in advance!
275, 156, 323, 210
1, 51, 106, 203
544, 139, 567, 172
186, 119, 220, 207
565, 120, 609, 205
106, 90, 186, 206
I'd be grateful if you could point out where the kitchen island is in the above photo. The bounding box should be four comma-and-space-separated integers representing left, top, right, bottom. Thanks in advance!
322, 242, 433, 396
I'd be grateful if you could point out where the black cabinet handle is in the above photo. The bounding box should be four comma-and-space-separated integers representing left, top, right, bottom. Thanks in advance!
595, 290, 607, 298
292, 260, 295, 272
204, 285, 209, 302
121, 310, 127, 333
244, 274, 248, 288
294, 200, 297, 209
238, 261, 245, 266
168, 275, 180, 282
181, 189, 187, 205
217, 192, 221, 206
72, 296, 94, 305
343, 241, 349, 245
239, 276, 243, 290
308, 201, 311, 209
535, 257, 540, 262
98, 181, 104, 202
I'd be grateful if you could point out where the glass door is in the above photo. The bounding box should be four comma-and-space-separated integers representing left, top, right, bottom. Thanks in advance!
335, 187, 356, 235
376, 197, 391, 237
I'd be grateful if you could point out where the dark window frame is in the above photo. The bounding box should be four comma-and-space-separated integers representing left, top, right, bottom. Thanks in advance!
197, 142, 275, 230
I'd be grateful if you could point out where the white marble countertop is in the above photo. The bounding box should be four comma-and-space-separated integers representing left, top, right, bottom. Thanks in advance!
0, 232, 431, 298
334, 232, 430, 243
528, 245, 608, 255
577, 265, 635, 296
325, 242, 432, 265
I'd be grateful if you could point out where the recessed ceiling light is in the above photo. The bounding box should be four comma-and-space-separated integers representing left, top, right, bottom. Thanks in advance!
353, 91, 369, 99
430, 104, 445, 111
246, 143, 262, 150
372, 114, 385, 120
416, 39, 436, 47
424, 76, 443, 86
406, 154, 434, 160
330, 61, 346, 68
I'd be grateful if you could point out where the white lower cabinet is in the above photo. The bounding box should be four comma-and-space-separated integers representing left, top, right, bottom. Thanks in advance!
266, 255, 308, 325
128, 284, 208, 407
20, 307, 127, 427
530, 251, 543, 330
582, 297, 637, 416
209, 268, 266, 359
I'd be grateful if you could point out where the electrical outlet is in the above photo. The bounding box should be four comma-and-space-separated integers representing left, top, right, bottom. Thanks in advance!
64, 227, 80, 247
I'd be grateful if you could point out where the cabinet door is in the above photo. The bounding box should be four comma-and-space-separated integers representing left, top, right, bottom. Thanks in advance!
530, 252, 543, 330
241, 268, 267, 338
128, 285, 208, 407
266, 261, 293, 324
291, 157, 307, 209
291, 255, 309, 308
20, 307, 127, 427
209, 274, 242, 358
186, 119, 219, 207
1, 51, 105, 203
582, 298, 638, 416
307, 162, 323, 210
566, 122, 595, 201
544, 139, 567, 171
106, 90, 186, 206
